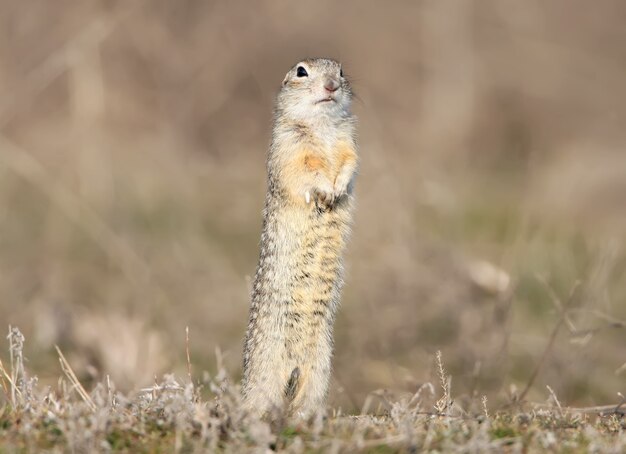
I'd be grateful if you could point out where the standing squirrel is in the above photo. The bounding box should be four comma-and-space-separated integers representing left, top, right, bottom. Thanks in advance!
242, 58, 357, 418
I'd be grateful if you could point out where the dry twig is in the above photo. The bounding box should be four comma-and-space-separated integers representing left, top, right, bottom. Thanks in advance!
517, 280, 581, 403
55, 345, 96, 411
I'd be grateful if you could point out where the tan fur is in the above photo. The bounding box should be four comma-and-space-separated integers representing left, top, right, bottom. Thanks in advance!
304, 153, 327, 172
242, 58, 357, 419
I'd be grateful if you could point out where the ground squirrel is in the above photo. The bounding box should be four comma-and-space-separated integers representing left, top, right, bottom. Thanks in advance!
242, 58, 357, 418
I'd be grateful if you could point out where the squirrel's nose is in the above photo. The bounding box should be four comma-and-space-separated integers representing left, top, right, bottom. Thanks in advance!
324, 78, 340, 93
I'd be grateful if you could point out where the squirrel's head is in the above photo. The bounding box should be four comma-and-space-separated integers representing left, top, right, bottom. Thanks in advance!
278, 58, 352, 122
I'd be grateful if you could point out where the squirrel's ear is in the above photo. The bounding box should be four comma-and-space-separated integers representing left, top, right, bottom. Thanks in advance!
282, 74, 289, 86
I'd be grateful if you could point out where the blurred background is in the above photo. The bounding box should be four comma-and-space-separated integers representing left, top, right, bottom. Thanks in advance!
1, 0, 625, 411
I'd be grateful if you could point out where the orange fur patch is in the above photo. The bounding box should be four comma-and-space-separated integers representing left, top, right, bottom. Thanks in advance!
304, 154, 327, 172
280, 143, 356, 205
336, 142, 358, 169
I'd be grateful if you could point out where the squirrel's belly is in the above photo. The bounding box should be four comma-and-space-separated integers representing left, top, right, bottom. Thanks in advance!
246, 198, 353, 372
273, 202, 351, 358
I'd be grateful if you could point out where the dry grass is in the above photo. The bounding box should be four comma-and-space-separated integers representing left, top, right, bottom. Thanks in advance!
1, 1, 626, 450
1, 328, 625, 453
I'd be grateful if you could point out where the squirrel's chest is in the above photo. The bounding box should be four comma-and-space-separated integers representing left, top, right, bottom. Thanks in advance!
301, 141, 354, 178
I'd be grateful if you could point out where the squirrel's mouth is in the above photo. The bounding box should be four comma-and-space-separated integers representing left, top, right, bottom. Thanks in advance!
315, 97, 336, 105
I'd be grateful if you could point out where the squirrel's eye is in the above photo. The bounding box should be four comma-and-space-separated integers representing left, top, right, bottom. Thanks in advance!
296, 66, 308, 77
340, 68, 344, 77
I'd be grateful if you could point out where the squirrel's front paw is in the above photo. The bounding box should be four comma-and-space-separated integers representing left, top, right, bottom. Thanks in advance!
333, 174, 352, 201
314, 187, 334, 206
305, 183, 334, 207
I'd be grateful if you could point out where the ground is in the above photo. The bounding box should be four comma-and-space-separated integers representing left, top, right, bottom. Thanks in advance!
1, 330, 624, 453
